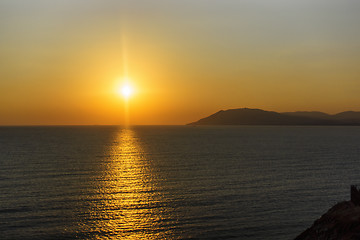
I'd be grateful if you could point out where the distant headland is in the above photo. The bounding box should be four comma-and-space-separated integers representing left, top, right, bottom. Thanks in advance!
188, 108, 360, 126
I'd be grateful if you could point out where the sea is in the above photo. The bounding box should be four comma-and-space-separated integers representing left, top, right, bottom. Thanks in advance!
1, 126, 360, 239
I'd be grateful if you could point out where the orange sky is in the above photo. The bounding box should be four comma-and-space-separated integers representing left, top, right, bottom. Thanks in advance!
1, 0, 360, 125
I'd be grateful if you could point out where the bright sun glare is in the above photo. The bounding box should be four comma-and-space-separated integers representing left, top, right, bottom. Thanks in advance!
120, 84, 133, 99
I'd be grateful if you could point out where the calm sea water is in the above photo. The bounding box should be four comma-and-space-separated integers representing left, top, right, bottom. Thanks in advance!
1, 126, 360, 239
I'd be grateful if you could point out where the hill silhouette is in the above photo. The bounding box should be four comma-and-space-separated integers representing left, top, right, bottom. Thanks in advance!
333, 111, 360, 122
188, 108, 360, 125
282, 111, 332, 119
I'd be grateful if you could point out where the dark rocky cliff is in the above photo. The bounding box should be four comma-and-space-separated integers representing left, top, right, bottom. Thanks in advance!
295, 186, 360, 240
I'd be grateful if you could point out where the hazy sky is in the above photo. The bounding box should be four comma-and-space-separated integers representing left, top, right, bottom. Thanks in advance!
1, 0, 360, 125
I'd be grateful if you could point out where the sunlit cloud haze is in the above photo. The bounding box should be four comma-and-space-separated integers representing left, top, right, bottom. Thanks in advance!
1, 0, 360, 125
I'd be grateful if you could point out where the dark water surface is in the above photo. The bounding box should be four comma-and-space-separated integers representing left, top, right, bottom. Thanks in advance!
1, 126, 360, 239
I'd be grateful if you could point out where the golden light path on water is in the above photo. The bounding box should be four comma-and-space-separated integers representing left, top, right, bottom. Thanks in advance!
89, 128, 171, 239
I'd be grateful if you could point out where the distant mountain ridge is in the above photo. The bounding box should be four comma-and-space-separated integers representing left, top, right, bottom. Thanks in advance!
188, 108, 360, 125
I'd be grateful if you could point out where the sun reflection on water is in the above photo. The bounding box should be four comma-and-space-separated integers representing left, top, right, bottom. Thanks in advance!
89, 128, 169, 239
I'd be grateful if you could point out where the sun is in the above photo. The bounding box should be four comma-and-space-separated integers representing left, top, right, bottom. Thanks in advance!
118, 83, 133, 99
